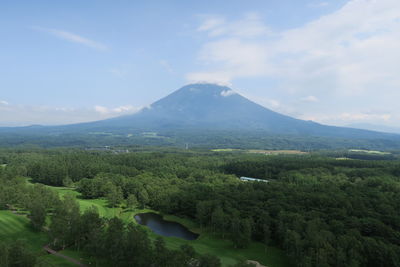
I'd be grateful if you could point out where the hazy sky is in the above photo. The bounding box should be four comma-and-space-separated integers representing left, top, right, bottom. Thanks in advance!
1, 0, 399, 128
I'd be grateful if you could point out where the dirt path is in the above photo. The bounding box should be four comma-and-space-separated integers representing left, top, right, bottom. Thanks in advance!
43, 244, 86, 267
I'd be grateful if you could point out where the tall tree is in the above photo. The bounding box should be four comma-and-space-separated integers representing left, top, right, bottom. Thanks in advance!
29, 200, 46, 231
124, 223, 152, 267
49, 194, 80, 249
106, 185, 123, 208
104, 217, 126, 265
126, 194, 138, 210
137, 189, 149, 209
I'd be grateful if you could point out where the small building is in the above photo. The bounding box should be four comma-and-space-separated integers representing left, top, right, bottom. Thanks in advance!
240, 176, 269, 183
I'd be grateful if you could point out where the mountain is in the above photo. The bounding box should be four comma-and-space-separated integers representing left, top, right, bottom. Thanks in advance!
0, 83, 399, 149
69, 83, 396, 138
93, 83, 308, 132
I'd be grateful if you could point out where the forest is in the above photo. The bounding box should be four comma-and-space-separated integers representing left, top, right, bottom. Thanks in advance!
0, 148, 399, 266
1, 128, 400, 151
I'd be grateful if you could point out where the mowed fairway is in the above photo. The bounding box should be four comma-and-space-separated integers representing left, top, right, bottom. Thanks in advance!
49, 186, 132, 220
0, 210, 48, 252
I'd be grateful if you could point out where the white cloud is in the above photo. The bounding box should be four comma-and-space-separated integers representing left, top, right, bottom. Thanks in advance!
187, 38, 271, 83
197, 13, 270, 38
300, 95, 319, 102
0, 100, 9, 106
308, 1, 330, 8
300, 111, 393, 126
189, 0, 400, 93
187, 72, 233, 86
0, 103, 140, 126
109, 68, 127, 77
94, 105, 109, 115
220, 90, 236, 97
197, 16, 225, 33
32, 26, 108, 51
94, 105, 140, 115
160, 60, 174, 73
339, 112, 391, 122
188, 0, 400, 126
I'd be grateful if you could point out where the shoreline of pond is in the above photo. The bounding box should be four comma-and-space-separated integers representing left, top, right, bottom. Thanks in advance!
134, 212, 200, 241
131, 208, 202, 234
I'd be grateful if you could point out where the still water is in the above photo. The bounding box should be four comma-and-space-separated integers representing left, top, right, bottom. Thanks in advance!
134, 212, 199, 240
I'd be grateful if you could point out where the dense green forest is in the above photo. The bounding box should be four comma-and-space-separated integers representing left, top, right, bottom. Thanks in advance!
1, 148, 400, 266
1, 129, 400, 151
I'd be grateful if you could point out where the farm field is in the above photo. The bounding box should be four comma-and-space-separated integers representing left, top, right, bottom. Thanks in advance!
247, 150, 307, 155
211, 148, 307, 155
348, 149, 391, 155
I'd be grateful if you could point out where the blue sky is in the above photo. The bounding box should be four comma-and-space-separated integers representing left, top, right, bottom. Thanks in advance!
1, 0, 400, 129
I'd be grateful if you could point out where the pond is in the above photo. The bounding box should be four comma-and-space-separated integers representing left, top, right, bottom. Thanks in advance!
134, 212, 199, 240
